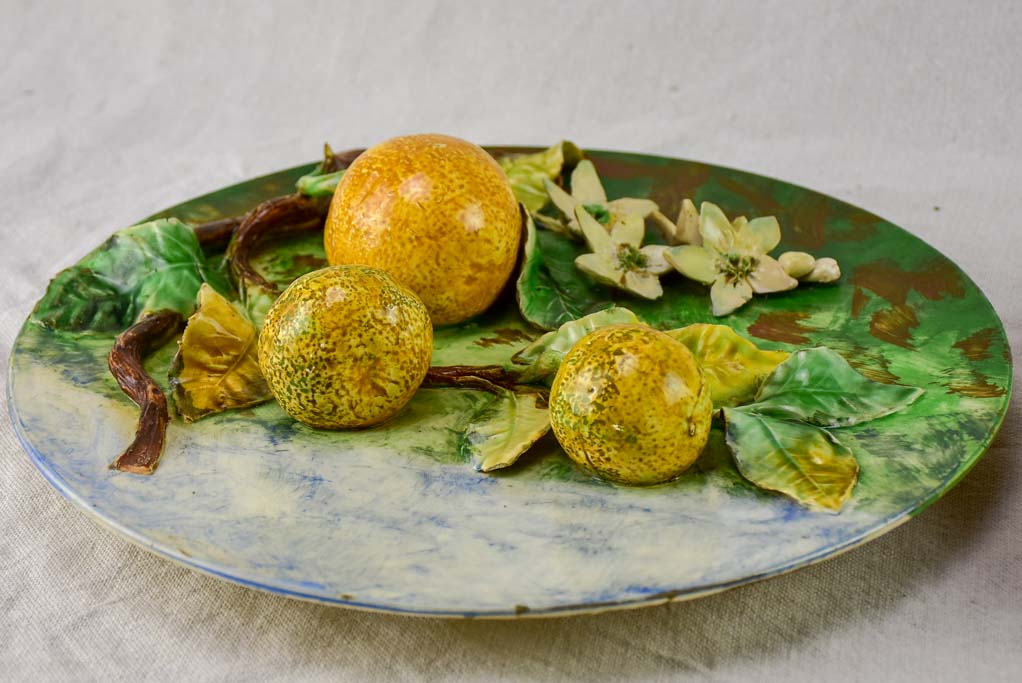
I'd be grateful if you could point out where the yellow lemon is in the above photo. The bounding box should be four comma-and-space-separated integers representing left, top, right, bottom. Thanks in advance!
324, 134, 521, 326
549, 324, 712, 485
258, 265, 432, 429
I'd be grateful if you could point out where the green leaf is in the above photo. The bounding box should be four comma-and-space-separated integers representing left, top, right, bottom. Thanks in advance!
499, 141, 583, 212
296, 169, 345, 198
723, 407, 858, 512
516, 211, 615, 330
750, 347, 924, 427
31, 218, 230, 333
515, 214, 709, 331
665, 324, 789, 408
459, 390, 551, 472
511, 307, 640, 384
169, 284, 272, 422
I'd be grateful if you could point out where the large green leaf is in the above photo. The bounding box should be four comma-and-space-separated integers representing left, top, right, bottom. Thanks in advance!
516, 212, 615, 329
666, 324, 789, 408
31, 218, 230, 333
750, 347, 924, 427
499, 141, 583, 212
723, 407, 858, 512
169, 284, 272, 422
459, 390, 551, 472
511, 307, 639, 384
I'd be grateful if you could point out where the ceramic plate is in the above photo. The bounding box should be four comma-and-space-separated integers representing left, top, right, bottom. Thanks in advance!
8, 148, 1012, 617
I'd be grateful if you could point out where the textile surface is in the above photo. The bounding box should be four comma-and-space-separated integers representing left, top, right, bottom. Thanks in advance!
1, 1, 1019, 680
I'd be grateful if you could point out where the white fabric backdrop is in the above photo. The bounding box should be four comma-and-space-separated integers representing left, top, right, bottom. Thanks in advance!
2, 1, 1019, 680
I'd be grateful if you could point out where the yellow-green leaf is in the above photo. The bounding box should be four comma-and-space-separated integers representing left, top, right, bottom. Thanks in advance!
169, 284, 271, 422
499, 141, 583, 212
723, 407, 858, 512
460, 390, 551, 472
666, 324, 789, 408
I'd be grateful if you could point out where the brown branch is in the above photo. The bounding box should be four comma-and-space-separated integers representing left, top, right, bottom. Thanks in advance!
323, 147, 365, 172
423, 365, 543, 398
193, 216, 244, 250
226, 193, 331, 291
108, 310, 186, 474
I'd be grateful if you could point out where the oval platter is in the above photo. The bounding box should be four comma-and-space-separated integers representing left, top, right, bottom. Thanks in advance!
8, 147, 1013, 617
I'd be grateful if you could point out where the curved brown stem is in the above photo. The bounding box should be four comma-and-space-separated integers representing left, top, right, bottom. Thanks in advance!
227, 193, 331, 291
193, 216, 244, 250
323, 147, 365, 172
423, 365, 540, 396
108, 310, 186, 474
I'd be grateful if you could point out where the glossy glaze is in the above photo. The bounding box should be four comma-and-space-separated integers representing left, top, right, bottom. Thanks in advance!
325, 134, 520, 326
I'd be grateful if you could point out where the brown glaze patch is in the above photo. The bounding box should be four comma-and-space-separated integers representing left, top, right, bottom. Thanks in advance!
850, 259, 965, 307
851, 287, 871, 319
647, 161, 714, 219
869, 304, 919, 349
747, 312, 816, 345
953, 327, 997, 362
716, 175, 786, 217
474, 327, 535, 349
783, 193, 831, 250
947, 375, 1007, 398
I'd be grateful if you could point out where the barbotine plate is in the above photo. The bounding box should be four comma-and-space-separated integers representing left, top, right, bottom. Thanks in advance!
8, 149, 1012, 617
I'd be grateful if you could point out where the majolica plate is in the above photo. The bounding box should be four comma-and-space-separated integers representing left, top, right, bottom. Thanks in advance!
8, 148, 1012, 617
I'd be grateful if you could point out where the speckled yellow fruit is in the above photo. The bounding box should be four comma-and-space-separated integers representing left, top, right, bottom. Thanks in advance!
324, 134, 521, 326
258, 265, 432, 429
549, 324, 713, 485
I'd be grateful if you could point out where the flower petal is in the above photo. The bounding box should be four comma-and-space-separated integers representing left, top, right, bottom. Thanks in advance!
744, 216, 782, 254
544, 178, 579, 219
639, 244, 674, 275
574, 205, 613, 253
665, 245, 718, 284
569, 160, 607, 205
623, 271, 664, 300
608, 197, 659, 220
676, 198, 701, 245
710, 277, 753, 316
748, 255, 799, 294
699, 202, 734, 253
575, 252, 622, 287
610, 213, 645, 248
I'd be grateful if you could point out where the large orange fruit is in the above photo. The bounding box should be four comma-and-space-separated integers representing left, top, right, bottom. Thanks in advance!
324, 134, 521, 326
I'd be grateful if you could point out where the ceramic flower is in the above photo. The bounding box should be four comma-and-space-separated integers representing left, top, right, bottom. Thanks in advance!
541, 160, 659, 238
665, 202, 798, 316
573, 205, 673, 299
651, 198, 701, 246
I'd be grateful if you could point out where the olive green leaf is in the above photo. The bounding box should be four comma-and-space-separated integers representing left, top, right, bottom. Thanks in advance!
31, 218, 230, 333
460, 390, 551, 472
499, 141, 583, 213
511, 307, 640, 384
168, 284, 271, 422
723, 407, 859, 512
666, 323, 789, 408
750, 347, 924, 427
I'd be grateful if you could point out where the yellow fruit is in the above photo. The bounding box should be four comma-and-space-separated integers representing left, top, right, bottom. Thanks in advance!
258, 265, 432, 429
324, 133, 521, 326
549, 324, 712, 485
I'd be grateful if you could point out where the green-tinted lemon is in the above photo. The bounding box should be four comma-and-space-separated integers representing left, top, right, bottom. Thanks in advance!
258, 265, 432, 429
549, 324, 712, 485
